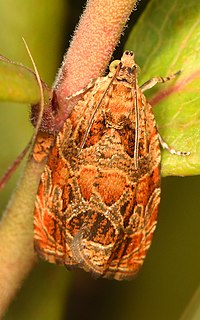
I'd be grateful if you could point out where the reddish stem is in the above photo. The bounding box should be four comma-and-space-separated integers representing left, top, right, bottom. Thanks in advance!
54, 0, 138, 125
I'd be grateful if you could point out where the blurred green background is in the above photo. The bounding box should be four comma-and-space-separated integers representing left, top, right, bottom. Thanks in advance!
0, 0, 200, 319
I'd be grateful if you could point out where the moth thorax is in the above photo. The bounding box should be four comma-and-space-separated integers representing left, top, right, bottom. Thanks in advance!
105, 110, 130, 129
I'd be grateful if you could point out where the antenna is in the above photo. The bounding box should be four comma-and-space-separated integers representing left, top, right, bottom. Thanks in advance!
133, 67, 139, 169
22, 38, 44, 144
78, 62, 121, 154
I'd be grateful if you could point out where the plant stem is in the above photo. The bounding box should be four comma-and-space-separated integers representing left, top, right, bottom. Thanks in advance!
0, 157, 45, 317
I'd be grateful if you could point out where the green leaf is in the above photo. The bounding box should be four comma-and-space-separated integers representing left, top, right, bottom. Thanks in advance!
125, 0, 200, 176
0, 56, 50, 104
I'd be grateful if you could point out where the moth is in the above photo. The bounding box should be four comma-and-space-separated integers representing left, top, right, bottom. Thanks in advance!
34, 51, 188, 280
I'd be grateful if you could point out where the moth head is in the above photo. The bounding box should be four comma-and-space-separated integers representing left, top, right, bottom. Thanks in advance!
121, 50, 140, 74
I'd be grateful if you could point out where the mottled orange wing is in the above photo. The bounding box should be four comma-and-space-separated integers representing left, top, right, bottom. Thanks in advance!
34, 51, 161, 280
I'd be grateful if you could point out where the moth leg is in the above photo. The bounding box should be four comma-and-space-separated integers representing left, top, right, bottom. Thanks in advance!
158, 134, 190, 156
140, 71, 181, 92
